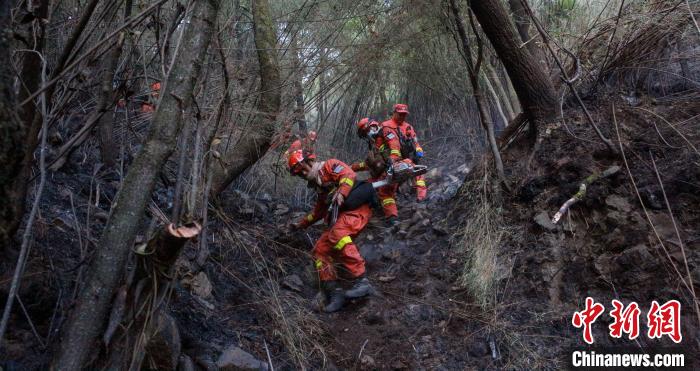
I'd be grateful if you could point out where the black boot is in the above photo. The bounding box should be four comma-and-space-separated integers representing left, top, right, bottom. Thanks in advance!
323, 281, 345, 313
345, 276, 372, 298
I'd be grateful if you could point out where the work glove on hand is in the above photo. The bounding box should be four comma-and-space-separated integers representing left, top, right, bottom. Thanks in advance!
332, 192, 345, 209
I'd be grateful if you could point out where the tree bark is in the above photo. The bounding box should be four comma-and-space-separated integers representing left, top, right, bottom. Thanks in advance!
209, 0, 281, 195
507, 0, 547, 69
0, 2, 25, 251
291, 33, 307, 133
52, 1, 219, 369
450, 0, 506, 185
6, 0, 50, 250
98, 0, 133, 169
469, 0, 558, 126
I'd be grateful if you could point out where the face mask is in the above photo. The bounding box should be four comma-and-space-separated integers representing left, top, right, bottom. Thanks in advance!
368, 126, 380, 139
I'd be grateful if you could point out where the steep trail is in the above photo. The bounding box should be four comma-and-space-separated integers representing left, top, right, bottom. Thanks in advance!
320, 201, 488, 369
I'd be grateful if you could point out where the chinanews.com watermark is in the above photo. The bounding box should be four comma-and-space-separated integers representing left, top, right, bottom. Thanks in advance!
567, 297, 696, 370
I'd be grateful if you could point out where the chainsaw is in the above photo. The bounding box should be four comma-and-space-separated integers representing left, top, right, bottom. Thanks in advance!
370, 160, 428, 188
327, 161, 428, 225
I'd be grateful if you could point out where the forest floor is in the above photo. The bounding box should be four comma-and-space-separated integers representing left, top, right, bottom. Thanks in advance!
3, 93, 700, 370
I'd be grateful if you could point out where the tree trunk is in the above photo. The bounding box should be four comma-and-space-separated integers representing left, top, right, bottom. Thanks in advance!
209, 0, 281, 195
52, 1, 219, 369
484, 60, 516, 119
291, 33, 307, 132
449, 0, 506, 185
507, 0, 547, 69
0, 1, 25, 252
98, 0, 133, 169
469, 0, 558, 125
6, 0, 50, 250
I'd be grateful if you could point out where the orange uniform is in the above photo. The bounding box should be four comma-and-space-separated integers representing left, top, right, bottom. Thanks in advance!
351, 123, 403, 218
382, 118, 428, 202
298, 159, 370, 281
284, 136, 316, 158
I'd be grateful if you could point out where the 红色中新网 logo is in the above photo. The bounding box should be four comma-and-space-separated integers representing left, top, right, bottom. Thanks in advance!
571, 297, 682, 344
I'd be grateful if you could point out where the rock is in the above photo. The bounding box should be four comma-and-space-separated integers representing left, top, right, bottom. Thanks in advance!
648, 213, 676, 239
616, 244, 654, 269
365, 311, 384, 325
605, 195, 632, 213
378, 274, 396, 282
178, 354, 196, 371
360, 355, 376, 369
533, 212, 557, 231
273, 204, 289, 216
145, 313, 181, 370
281, 274, 304, 292
594, 253, 616, 276
467, 341, 490, 357
182, 272, 213, 298
405, 304, 436, 322
432, 225, 448, 236
216, 345, 269, 371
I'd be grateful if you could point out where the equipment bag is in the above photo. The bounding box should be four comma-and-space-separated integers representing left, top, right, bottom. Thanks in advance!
341, 181, 379, 211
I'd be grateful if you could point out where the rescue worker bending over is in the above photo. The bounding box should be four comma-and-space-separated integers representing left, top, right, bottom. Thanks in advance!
288, 150, 372, 312
381, 104, 427, 202
352, 117, 404, 226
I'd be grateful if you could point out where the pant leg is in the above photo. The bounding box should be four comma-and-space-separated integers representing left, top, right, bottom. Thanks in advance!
326, 204, 372, 278
312, 231, 338, 281
376, 179, 398, 218
415, 174, 427, 201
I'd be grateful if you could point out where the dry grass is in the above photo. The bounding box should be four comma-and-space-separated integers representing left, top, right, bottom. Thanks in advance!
453, 160, 504, 309
215, 210, 329, 369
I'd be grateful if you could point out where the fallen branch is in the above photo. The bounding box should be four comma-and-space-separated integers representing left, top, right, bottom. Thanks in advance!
551, 166, 620, 224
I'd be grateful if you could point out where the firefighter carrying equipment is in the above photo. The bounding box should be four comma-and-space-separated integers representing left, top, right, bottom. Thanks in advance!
292, 157, 370, 282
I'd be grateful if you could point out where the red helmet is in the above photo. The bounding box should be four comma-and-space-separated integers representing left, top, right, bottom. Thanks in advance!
356, 118, 379, 137
287, 149, 315, 174
307, 130, 317, 141
393, 103, 409, 114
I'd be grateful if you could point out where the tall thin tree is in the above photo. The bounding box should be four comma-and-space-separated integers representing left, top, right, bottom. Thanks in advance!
52, 0, 220, 368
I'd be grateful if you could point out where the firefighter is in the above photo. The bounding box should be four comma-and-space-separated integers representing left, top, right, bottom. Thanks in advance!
287, 150, 373, 312
285, 130, 318, 158
141, 81, 161, 113
381, 104, 427, 202
352, 117, 403, 226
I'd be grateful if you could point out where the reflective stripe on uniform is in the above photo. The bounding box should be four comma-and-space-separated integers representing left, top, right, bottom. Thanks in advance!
382, 198, 395, 205
306, 214, 314, 221
315, 259, 323, 269
339, 177, 354, 187
416, 180, 426, 187
390, 149, 401, 156
379, 144, 386, 151
334, 236, 352, 250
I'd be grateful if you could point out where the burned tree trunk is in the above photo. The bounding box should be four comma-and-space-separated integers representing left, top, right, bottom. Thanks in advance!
507, 0, 547, 69
209, 0, 281, 195
6, 0, 50, 250
0, 2, 24, 252
52, 1, 219, 369
449, 0, 506, 184
469, 0, 558, 126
